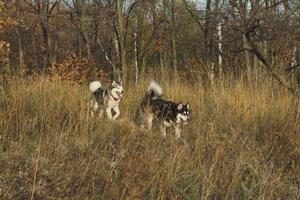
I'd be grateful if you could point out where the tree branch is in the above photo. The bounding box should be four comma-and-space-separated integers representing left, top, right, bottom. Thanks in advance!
245, 32, 298, 95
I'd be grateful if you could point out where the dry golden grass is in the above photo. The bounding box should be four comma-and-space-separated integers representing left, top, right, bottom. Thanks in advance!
0, 75, 299, 199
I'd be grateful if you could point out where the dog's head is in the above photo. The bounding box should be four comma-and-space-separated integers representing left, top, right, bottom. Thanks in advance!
176, 103, 191, 125
111, 80, 124, 99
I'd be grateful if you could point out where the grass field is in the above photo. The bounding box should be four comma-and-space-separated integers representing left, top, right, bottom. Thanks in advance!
0, 75, 299, 199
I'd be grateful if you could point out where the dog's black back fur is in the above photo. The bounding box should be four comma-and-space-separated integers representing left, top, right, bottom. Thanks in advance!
152, 99, 190, 123
151, 99, 179, 122
93, 88, 107, 104
137, 93, 190, 123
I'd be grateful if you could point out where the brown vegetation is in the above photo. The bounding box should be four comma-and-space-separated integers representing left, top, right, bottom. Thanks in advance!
0, 75, 300, 199
0, 0, 300, 199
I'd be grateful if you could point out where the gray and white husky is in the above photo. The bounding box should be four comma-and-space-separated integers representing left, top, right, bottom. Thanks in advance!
89, 79, 124, 120
136, 81, 191, 138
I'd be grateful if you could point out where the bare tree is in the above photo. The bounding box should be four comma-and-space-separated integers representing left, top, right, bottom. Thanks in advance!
16, 0, 24, 76
114, 0, 127, 81
171, 0, 178, 71
25, 0, 61, 69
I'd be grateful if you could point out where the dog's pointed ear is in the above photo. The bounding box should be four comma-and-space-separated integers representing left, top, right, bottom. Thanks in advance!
177, 103, 183, 110
186, 103, 190, 109
112, 80, 117, 86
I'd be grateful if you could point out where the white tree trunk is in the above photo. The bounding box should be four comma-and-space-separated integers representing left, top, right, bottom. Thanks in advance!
134, 31, 139, 83
217, 22, 222, 76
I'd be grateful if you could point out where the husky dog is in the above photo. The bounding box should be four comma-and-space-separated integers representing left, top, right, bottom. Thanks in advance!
136, 81, 191, 138
89, 79, 124, 120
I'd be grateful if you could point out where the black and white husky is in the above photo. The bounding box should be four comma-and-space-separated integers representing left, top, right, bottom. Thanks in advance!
136, 81, 191, 138
89, 80, 124, 120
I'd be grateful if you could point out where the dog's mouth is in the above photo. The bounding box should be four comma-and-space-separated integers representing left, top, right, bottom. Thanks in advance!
181, 117, 190, 125
117, 91, 124, 98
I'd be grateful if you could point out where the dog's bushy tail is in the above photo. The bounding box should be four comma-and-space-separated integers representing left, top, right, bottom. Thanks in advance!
135, 81, 163, 126
89, 81, 101, 93
147, 81, 163, 99
141, 81, 162, 107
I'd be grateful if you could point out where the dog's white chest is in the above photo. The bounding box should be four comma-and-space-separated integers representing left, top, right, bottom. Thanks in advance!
108, 99, 119, 108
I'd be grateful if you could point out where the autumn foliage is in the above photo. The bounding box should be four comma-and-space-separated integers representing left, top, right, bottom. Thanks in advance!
0, 0, 15, 79
49, 54, 108, 84
0, 0, 299, 199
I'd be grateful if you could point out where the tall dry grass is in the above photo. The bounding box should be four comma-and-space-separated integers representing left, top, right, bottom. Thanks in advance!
0, 74, 299, 199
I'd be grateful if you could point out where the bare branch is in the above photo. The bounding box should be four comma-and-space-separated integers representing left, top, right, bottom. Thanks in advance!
96, 38, 117, 73
49, 0, 62, 15
245, 32, 298, 95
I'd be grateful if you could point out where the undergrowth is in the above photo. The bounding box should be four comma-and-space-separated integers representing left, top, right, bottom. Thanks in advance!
0, 75, 299, 199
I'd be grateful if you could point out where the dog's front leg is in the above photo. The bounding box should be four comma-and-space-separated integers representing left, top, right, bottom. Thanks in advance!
160, 125, 167, 137
90, 100, 98, 117
106, 107, 113, 120
112, 106, 120, 120
146, 114, 154, 129
98, 109, 104, 118
175, 125, 181, 139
